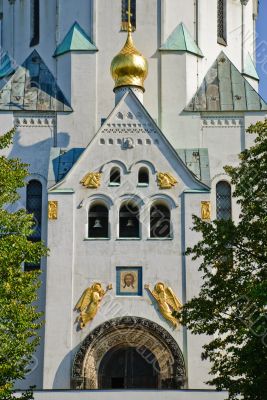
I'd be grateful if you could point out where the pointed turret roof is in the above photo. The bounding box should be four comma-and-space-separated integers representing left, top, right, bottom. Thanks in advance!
160, 22, 203, 58
243, 53, 259, 81
184, 52, 267, 112
54, 22, 97, 57
0, 50, 72, 111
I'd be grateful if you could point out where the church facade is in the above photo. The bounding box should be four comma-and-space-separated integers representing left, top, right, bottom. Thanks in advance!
0, 0, 266, 398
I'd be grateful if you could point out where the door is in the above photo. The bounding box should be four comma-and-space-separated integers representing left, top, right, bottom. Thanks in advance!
99, 346, 159, 389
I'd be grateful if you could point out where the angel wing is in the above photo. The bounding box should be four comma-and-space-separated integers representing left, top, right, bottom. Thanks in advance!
75, 287, 92, 311
165, 173, 177, 186
165, 287, 182, 311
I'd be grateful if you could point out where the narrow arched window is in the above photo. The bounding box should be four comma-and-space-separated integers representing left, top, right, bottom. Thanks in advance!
119, 202, 139, 238
110, 167, 121, 185
150, 203, 171, 239
138, 167, 149, 186
25, 179, 42, 271
30, 0, 40, 47
217, 0, 227, 45
121, 0, 136, 31
216, 181, 232, 220
88, 204, 109, 238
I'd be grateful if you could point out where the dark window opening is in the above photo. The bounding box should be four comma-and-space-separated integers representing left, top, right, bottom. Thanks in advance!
138, 167, 149, 185
25, 180, 42, 271
121, 0, 136, 31
150, 204, 171, 239
30, 0, 40, 47
217, 0, 227, 45
88, 204, 109, 238
119, 203, 140, 238
110, 168, 121, 185
216, 181, 232, 220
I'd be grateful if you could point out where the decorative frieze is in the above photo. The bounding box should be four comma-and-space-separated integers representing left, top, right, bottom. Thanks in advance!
202, 117, 244, 128
14, 114, 56, 128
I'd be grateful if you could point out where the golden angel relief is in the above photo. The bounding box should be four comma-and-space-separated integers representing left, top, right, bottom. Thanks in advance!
80, 172, 102, 189
157, 172, 178, 189
75, 282, 112, 329
145, 282, 182, 328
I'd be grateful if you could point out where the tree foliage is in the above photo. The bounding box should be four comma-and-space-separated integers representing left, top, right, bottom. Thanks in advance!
179, 121, 267, 399
0, 129, 47, 400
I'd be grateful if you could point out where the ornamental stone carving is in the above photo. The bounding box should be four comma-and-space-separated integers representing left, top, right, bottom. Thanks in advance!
71, 316, 186, 389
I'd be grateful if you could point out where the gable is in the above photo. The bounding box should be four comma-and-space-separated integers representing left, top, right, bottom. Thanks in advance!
0, 50, 72, 111
184, 51, 267, 112
54, 22, 98, 57
160, 22, 203, 58
49, 90, 209, 192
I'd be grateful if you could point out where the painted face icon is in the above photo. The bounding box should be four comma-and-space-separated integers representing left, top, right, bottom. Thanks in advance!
123, 273, 135, 288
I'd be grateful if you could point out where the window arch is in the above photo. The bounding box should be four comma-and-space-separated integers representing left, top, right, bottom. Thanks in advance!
121, 0, 136, 31
216, 181, 232, 220
119, 202, 140, 238
150, 203, 171, 239
217, 0, 227, 45
88, 203, 109, 238
25, 179, 42, 271
138, 167, 149, 186
110, 167, 121, 185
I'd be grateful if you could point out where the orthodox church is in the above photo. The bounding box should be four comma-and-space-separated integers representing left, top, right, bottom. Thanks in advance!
0, 0, 266, 399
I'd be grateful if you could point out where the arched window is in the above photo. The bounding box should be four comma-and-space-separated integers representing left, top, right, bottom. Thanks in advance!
88, 204, 109, 238
119, 202, 140, 238
121, 0, 136, 31
150, 203, 171, 239
138, 167, 149, 186
25, 179, 42, 271
216, 181, 232, 220
217, 0, 227, 45
110, 167, 121, 185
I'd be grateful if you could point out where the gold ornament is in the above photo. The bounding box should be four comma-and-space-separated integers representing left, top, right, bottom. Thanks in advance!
201, 201, 211, 220
48, 201, 58, 220
80, 172, 101, 189
110, 0, 148, 91
157, 172, 178, 189
75, 283, 112, 329
145, 282, 182, 328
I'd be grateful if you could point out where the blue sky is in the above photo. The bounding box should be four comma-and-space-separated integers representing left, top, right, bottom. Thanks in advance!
257, 0, 267, 100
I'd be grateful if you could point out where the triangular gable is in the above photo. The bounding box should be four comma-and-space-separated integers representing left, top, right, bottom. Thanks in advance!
160, 22, 203, 58
0, 50, 72, 111
49, 90, 209, 192
184, 51, 267, 112
54, 22, 98, 57
243, 53, 259, 81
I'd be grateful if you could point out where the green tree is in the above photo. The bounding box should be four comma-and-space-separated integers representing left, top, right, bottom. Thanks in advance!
0, 129, 47, 400
179, 121, 267, 400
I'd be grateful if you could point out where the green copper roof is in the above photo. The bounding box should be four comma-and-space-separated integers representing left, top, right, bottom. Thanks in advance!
54, 22, 98, 57
184, 51, 267, 112
0, 50, 72, 111
243, 53, 259, 81
175, 148, 210, 187
160, 22, 203, 58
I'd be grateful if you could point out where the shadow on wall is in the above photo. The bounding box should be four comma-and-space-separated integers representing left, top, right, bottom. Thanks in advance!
52, 345, 80, 389
8, 130, 70, 178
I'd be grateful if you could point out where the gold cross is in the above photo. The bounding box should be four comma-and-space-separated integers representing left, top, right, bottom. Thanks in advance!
126, 0, 132, 32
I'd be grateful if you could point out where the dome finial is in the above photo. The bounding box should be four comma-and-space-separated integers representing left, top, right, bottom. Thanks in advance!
110, 0, 148, 93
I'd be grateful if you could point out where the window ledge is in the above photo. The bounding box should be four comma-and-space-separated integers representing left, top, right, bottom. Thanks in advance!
116, 237, 141, 241
217, 37, 227, 46
84, 237, 110, 241
137, 183, 149, 187
109, 183, 120, 187
147, 237, 173, 241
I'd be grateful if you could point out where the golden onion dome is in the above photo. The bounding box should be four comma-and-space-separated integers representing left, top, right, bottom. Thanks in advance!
111, 30, 148, 91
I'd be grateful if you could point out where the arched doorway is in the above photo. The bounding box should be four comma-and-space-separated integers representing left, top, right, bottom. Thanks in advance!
71, 317, 186, 390
99, 345, 159, 389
